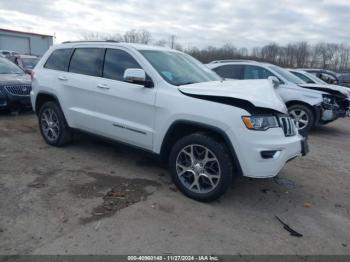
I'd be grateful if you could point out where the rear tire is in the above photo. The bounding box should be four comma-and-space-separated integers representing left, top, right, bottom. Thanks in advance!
38, 101, 72, 146
288, 104, 315, 136
169, 133, 234, 202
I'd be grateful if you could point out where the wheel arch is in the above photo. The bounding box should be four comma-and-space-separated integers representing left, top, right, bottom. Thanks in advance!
285, 100, 321, 125
35, 92, 61, 115
160, 120, 243, 176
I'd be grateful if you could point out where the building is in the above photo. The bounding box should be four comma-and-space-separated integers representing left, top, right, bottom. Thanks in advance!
0, 28, 53, 56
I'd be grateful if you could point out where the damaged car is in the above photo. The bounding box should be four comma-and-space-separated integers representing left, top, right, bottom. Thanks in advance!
288, 69, 350, 96
301, 68, 350, 88
31, 42, 307, 202
208, 61, 350, 134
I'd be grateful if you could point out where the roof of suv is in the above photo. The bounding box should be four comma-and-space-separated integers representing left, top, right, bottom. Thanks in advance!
207, 60, 273, 68
58, 41, 174, 52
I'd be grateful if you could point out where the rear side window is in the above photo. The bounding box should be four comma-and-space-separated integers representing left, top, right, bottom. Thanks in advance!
213, 65, 244, 79
69, 48, 105, 77
243, 65, 274, 79
103, 49, 141, 81
44, 48, 72, 71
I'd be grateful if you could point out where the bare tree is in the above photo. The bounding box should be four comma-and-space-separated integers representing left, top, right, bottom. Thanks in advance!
138, 29, 152, 44
154, 39, 167, 47
80, 31, 122, 41
123, 29, 139, 43
294, 42, 309, 68
79, 30, 350, 72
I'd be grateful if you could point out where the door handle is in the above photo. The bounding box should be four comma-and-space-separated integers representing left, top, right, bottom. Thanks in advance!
58, 76, 68, 81
97, 84, 110, 89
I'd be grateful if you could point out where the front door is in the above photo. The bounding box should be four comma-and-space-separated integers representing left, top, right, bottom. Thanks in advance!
92, 48, 156, 150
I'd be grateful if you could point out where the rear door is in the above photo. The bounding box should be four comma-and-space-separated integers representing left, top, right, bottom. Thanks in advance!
91, 48, 156, 150
63, 47, 105, 130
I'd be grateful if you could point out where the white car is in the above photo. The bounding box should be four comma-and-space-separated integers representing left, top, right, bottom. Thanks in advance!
30, 42, 307, 201
208, 61, 350, 134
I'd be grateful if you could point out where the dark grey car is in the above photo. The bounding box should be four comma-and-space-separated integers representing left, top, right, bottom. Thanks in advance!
0, 57, 32, 110
302, 69, 350, 88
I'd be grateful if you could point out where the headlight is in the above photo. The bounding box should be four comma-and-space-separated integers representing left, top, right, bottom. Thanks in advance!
242, 116, 279, 130
323, 95, 334, 105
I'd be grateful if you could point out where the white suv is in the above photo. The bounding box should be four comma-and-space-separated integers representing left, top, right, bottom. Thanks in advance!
31, 42, 307, 202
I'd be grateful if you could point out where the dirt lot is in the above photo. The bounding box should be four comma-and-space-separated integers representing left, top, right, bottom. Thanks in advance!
0, 112, 350, 255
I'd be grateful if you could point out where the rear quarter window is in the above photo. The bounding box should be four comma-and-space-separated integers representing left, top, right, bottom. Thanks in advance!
44, 48, 72, 71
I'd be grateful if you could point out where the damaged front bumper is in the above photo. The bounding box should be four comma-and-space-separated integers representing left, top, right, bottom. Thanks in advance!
320, 99, 350, 123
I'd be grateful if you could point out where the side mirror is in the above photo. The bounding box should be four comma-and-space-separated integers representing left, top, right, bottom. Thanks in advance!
123, 68, 148, 86
268, 76, 280, 88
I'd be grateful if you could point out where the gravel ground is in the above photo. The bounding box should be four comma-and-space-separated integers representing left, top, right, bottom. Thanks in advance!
0, 112, 349, 255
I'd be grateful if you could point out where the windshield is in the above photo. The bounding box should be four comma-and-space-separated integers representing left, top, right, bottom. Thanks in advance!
0, 58, 24, 74
21, 58, 39, 69
269, 65, 305, 85
140, 50, 221, 86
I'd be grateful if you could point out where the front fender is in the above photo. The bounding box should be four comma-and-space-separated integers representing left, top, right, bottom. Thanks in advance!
277, 86, 323, 106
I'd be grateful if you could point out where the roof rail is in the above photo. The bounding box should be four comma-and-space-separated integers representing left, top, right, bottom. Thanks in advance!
209, 59, 258, 64
61, 40, 120, 44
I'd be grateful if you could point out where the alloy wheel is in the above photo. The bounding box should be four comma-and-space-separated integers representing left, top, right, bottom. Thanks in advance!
40, 108, 60, 142
175, 144, 221, 194
289, 109, 309, 130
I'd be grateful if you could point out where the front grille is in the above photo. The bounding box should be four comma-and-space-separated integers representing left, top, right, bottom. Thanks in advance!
4, 85, 31, 96
279, 116, 296, 137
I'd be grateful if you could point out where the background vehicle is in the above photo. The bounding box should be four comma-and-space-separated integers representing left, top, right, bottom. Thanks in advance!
301, 69, 350, 88
31, 42, 305, 202
0, 57, 32, 111
208, 61, 349, 134
0, 50, 19, 58
289, 69, 350, 96
8, 54, 39, 72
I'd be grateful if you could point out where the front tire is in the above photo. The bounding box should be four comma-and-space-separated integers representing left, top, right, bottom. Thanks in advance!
38, 101, 72, 146
169, 133, 234, 202
288, 104, 315, 136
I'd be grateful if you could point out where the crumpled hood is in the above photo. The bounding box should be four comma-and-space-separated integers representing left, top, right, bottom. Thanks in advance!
0, 74, 31, 86
178, 79, 287, 114
298, 83, 349, 98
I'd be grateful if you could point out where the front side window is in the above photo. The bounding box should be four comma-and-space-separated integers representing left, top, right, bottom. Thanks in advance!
290, 71, 314, 84
140, 50, 221, 86
44, 48, 72, 71
69, 48, 104, 77
213, 65, 244, 79
243, 65, 275, 79
103, 49, 141, 81
0, 57, 24, 74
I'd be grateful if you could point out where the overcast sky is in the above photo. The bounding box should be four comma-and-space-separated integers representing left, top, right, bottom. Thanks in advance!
0, 0, 349, 48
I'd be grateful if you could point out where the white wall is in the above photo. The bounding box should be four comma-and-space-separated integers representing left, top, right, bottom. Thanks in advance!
0, 31, 53, 56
